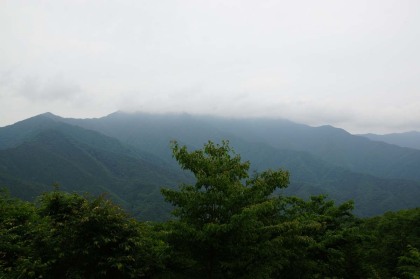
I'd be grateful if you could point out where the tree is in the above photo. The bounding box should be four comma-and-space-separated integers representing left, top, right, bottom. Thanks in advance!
279, 195, 365, 278
362, 208, 420, 277
22, 190, 165, 278
397, 245, 420, 278
160, 140, 291, 277
0, 188, 168, 278
161, 140, 367, 278
0, 190, 39, 277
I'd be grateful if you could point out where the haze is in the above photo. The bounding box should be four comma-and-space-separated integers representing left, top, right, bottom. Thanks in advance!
1, 0, 419, 134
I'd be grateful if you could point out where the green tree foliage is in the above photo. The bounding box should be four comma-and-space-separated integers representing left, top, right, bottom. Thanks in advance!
0, 189, 166, 278
362, 208, 420, 278
1, 140, 419, 278
161, 140, 364, 278
278, 196, 366, 278
397, 245, 420, 278
161, 140, 290, 278
33, 191, 161, 278
0, 190, 38, 277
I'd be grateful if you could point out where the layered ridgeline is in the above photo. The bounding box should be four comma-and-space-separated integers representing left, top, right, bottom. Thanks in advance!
361, 131, 420, 150
1, 111, 420, 219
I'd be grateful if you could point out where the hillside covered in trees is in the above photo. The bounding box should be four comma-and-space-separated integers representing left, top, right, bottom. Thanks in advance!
1, 112, 420, 219
1, 141, 419, 278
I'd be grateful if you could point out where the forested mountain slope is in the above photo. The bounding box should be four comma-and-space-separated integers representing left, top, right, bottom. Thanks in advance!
1, 112, 420, 218
53, 111, 420, 216
0, 114, 190, 220
65, 111, 420, 181
194, 116, 420, 181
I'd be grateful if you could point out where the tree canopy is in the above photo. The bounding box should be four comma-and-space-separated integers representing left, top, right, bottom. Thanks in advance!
161, 141, 364, 278
0, 190, 165, 278
0, 140, 419, 278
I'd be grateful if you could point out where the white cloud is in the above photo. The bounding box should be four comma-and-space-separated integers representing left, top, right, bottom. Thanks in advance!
16, 74, 82, 103
1, 0, 420, 134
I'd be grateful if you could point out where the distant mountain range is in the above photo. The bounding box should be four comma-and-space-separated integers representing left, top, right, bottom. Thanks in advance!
360, 131, 420, 150
1, 112, 419, 220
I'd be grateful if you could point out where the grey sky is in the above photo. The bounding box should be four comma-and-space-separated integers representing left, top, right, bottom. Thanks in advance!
1, 0, 419, 134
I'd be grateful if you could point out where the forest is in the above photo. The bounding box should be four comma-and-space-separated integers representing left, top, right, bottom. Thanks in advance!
1, 141, 419, 278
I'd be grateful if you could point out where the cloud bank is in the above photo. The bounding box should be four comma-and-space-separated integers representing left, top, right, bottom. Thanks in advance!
1, 0, 419, 134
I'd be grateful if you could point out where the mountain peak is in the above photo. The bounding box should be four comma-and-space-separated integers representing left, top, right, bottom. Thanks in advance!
38, 112, 62, 121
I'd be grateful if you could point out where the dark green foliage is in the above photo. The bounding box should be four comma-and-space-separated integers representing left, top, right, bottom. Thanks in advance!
397, 245, 420, 278
279, 196, 367, 278
362, 208, 420, 278
34, 191, 139, 277
1, 187, 418, 278
1, 138, 419, 278
161, 141, 366, 278
0, 189, 166, 278
161, 141, 290, 278
0, 190, 38, 277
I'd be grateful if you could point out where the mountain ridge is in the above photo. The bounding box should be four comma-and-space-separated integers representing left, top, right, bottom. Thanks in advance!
1, 111, 420, 219
361, 131, 420, 150
0, 116, 191, 220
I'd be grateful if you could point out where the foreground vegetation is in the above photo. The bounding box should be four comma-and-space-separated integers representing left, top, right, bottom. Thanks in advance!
1, 141, 419, 278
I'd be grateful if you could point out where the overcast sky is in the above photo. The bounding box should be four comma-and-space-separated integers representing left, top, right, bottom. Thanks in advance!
1, 0, 419, 134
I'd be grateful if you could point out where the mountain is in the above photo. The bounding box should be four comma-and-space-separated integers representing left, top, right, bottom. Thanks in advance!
57, 111, 420, 216
360, 131, 420, 150
1, 111, 420, 218
0, 113, 190, 221
63, 111, 420, 180
193, 117, 420, 182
